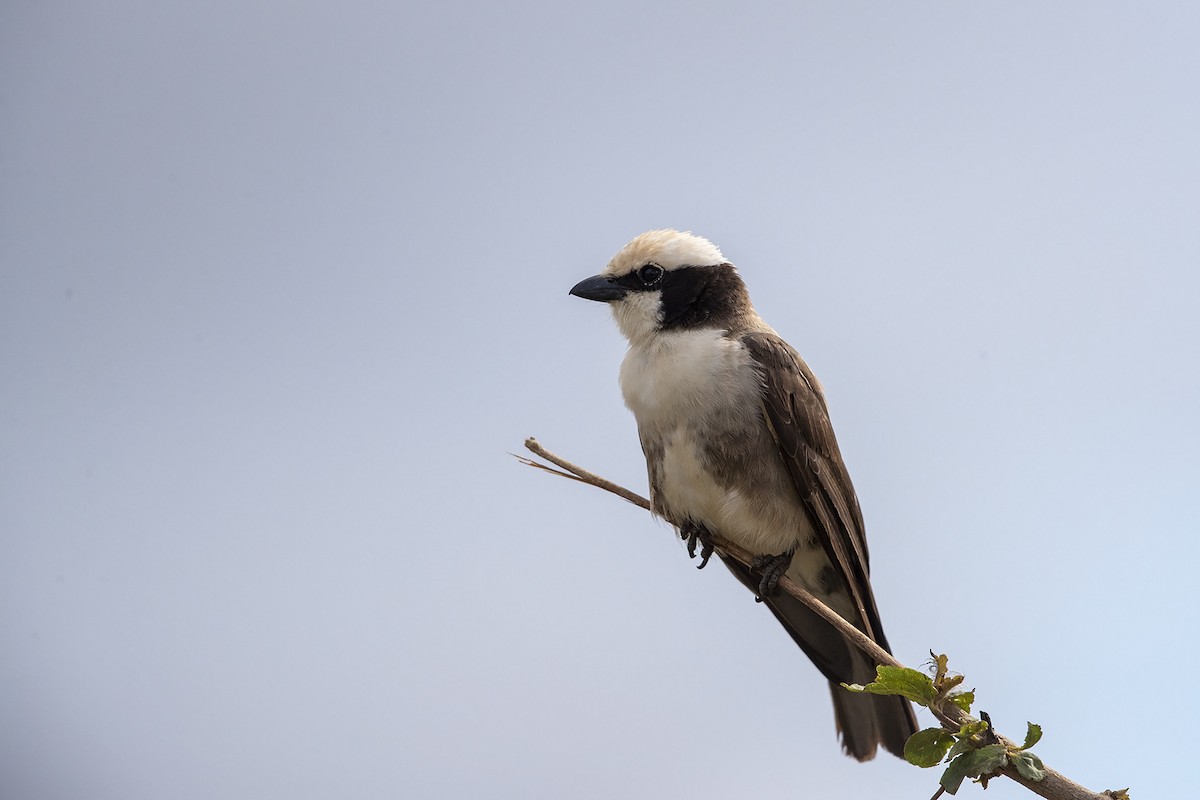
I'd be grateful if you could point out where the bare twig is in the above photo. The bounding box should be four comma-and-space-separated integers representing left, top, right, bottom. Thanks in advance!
522, 438, 651, 510
517, 438, 1122, 800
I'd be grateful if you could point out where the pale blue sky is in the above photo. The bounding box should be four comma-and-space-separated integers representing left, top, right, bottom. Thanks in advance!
3, 3, 1197, 799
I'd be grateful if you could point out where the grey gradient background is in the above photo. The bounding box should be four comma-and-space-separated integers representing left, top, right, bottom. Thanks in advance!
3, 3, 1197, 799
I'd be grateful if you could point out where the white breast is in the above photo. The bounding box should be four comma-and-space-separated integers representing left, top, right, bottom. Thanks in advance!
619, 329, 755, 425
620, 330, 800, 555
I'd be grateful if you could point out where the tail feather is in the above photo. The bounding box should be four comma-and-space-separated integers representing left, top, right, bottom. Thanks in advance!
829, 672, 918, 761
719, 554, 918, 761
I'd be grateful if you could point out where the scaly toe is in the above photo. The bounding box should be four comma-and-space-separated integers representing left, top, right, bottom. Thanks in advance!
751, 549, 796, 598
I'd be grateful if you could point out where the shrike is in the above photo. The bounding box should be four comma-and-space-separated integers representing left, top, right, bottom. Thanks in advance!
570, 229, 917, 760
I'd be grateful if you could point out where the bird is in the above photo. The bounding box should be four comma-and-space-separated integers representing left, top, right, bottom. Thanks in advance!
569, 229, 917, 761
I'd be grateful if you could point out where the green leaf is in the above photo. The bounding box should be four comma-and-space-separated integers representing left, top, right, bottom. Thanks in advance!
957, 720, 989, 739
904, 728, 956, 768
948, 690, 975, 713
843, 666, 938, 705
970, 744, 1010, 775
939, 753, 972, 795
938, 744, 1008, 795
1020, 722, 1043, 750
945, 737, 974, 762
1011, 750, 1046, 782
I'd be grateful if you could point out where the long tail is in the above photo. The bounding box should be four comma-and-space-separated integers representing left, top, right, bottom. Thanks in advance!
719, 555, 918, 761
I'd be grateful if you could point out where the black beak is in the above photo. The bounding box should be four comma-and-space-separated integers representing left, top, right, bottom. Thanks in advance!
569, 274, 628, 303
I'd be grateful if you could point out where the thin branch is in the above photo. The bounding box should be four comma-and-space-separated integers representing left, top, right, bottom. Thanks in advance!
518, 438, 1122, 800
522, 438, 651, 510
519, 439, 901, 669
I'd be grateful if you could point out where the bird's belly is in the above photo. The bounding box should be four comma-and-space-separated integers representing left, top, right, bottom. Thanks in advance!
657, 433, 801, 557
656, 432, 854, 616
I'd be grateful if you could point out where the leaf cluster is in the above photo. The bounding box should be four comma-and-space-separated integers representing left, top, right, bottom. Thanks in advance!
844, 654, 1045, 796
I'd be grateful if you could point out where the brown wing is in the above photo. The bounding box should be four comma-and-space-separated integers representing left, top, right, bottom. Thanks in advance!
740, 331, 883, 642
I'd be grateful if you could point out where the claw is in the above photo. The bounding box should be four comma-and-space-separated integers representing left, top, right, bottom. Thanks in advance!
751, 549, 795, 599
681, 521, 715, 570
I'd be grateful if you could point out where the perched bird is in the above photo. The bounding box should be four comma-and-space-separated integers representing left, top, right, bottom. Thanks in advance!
570, 229, 917, 761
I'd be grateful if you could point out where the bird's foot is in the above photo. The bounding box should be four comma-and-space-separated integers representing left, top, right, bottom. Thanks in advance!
751, 549, 795, 600
680, 520, 715, 569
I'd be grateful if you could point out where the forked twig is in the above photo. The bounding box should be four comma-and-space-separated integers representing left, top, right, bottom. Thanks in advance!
520, 438, 651, 510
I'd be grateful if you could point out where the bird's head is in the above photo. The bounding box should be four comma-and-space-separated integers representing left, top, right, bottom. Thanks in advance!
570, 229, 750, 343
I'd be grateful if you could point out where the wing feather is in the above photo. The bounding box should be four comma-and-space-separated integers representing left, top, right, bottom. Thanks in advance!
742, 332, 884, 642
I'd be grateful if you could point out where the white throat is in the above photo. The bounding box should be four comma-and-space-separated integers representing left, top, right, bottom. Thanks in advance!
609, 291, 663, 345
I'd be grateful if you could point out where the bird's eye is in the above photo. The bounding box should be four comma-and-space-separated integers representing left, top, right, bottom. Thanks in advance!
638, 264, 664, 286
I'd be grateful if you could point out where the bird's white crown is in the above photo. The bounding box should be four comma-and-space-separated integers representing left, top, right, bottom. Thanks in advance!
602, 230, 725, 277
